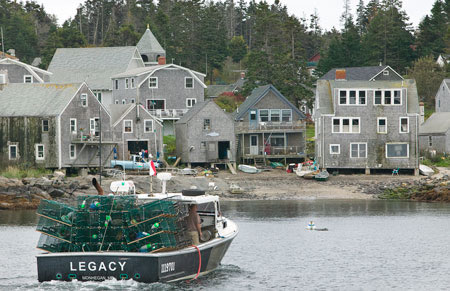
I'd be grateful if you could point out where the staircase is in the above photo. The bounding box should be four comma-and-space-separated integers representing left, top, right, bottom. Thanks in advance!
254, 157, 266, 167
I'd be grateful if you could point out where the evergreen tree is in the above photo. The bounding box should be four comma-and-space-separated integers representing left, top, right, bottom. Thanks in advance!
229, 36, 247, 63
416, 0, 447, 57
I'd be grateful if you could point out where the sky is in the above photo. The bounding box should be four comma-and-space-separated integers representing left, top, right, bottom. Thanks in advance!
35, 0, 437, 31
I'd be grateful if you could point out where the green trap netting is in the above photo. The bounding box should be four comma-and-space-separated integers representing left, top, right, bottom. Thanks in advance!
36, 196, 190, 253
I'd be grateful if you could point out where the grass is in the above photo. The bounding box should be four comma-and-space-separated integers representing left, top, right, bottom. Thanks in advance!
306, 123, 315, 157
0, 166, 52, 179
421, 156, 450, 168
379, 187, 412, 200
306, 123, 315, 140
163, 135, 176, 157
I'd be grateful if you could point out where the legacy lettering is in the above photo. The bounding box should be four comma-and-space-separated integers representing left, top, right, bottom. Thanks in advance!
70, 261, 126, 272
161, 262, 175, 273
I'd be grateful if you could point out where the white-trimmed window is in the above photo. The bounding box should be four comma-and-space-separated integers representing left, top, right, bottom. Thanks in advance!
383, 70, 389, 76
374, 90, 401, 105
42, 120, 49, 132
94, 92, 102, 103
338, 90, 366, 105
80, 93, 88, 107
185, 77, 194, 89
332, 117, 360, 133
35, 144, 45, 160
131, 78, 135, 88
114, 79, 119, 90
281, 109, 292, 122
270, 109, 280, 122
200, 141, 207, 151
399, 117, 409, 133
131, 98, 135, 104
259, 109, 269, 122
125, 78, 129, 89
186, 98, 196, 108
122, 99, 126, 104
330, 144, 340, 155
9, 145, 18, 160
70, 118, 77, 133
144, 120, 154, 133
90, 118, 99, 136
69, 144, 76, 159
204, 119, 211, 130
24, 75, 33, 83
386, 143, 409, 158
149, 77, 158, 88
377, 117, 387, 134
115, 100, 119, 104
124, 120, 133, 133
0, 74, 6, 84
350, 143, 367, 158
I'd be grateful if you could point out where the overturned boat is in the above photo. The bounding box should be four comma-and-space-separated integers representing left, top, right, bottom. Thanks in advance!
35, 173, 238, 283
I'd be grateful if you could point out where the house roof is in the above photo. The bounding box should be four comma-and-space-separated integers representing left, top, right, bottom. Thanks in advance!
0, 83, 82, 116
48, 47, 142, 90
419, 112, 450, 135
177, 99, 233, 124
234, 84, 306, 120
320, 66, 399, 81
137, 27, 165, 56
110, 103, 162, 127
315, 79, 420, 115
0, 58, 52, 82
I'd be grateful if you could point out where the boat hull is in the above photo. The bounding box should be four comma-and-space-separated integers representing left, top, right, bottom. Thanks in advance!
37, 233, 236, 283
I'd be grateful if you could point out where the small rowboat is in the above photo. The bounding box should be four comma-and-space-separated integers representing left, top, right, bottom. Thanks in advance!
314, 170, 329, 181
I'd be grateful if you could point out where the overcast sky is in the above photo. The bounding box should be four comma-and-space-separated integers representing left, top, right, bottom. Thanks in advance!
35, 0, 436, 31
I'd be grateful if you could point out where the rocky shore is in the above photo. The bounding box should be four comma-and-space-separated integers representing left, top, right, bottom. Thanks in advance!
0, 168, 449, 209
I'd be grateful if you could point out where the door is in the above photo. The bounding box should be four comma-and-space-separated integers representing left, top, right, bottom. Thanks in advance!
250, 135, 259, 155
89, 118, 100, 137
249, 110, 257, 129
218, 141, 230, 160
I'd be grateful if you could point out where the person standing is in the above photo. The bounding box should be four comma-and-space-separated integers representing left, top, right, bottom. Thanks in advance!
187, 204, 202, 245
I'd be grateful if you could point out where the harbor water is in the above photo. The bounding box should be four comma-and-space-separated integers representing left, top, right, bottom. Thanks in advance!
1, 199, 450, 290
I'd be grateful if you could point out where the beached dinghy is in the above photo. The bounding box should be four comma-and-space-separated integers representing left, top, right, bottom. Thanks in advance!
238, 164, 262, 174
314, 170, 329, 181
419, 164, 434, 176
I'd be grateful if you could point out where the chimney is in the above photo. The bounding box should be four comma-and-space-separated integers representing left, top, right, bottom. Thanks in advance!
419, 102, 425, 125
158, 56, 166, 65
335, 69, 346, 81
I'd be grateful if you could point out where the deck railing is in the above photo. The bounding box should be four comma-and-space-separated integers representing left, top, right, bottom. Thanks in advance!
236, 120, 306, 133
242, 145, 305, 156
148, 109, 188, 119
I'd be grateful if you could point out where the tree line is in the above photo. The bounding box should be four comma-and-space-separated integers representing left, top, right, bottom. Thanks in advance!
0, 0, 449, 107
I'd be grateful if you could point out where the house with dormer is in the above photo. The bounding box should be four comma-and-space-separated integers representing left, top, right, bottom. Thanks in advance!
234, 85, 307, 164
0, 57, 52, 85
314, 66, 420, 174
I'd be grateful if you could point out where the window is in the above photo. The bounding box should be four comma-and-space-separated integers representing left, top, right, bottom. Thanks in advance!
42, 120, 49, 132
24, 75, 33, 83
439, 100, 441, 108
94, 92, 102, 103
330, 144, 340, 154
200, 141, 207, 151
131, 98, 135, 104
399, 117, 409, 133
144, 120, 154, 133
114, 79, 119, 90
0, 74, 5, 84
69, 144, 76, 159
80, 93, 88, 107
125, 78, 129, 89
147, 99, 165, 110
377, 118, 387, 134
374, 90, 401, 105
386, 143, 409, 158
122, 99, 126, 104
428, 136, 433, 147
383, 70, 389, 76
9, 145, 17, 160
338, 90, 367, 105
281, 110, 292, 122
186, 98, 196, 108
131, 78, 135, 88
70, 118, 77, 133
270, 135, 285, 147
250, 110, 257, 121
332, 117, 360, 133
35, 144, 45, 160
124, 120, 133, 133
350, 143, 367, 158
260, 109, 269, 122
203, 119, 211, 130
270, 110, 280, 122
90, 118, 99, 136
115, 100, 119, 104
185, 77, 194, 89
149, 77, 158, 88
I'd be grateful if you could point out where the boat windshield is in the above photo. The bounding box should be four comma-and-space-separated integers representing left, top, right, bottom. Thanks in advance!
197, 202, 215, 215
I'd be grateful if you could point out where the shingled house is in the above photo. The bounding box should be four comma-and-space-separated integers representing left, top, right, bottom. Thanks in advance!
314, 66, 420, 174
0, 58, 52, 84
175, 100, 235, 166
0, 83, 113, 169
234, 85, 307, 164
435, 79, 450, 113
419, 112, 450, 154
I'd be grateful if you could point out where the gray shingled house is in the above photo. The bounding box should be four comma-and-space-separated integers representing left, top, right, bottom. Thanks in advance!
314, 66, 420, 174
48, 46, 145, 107
137, 25, 166, 66
175, 100, 236, 166
435, 79, 450, 113
0, 83, 113, 169
111, 63, 206, 135
234, 85, 307, 164
0, 58, 52, 84
109, 104, 163, 160
419, 112, 450, 154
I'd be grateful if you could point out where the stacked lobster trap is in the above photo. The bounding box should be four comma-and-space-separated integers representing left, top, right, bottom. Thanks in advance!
36, 195, 191, 253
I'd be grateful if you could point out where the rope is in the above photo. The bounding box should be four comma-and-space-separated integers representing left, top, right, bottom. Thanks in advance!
186, 245, 202, 282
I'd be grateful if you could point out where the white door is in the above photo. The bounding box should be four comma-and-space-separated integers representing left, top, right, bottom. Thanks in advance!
250, 135, 259, 155
90, 118, 99, 136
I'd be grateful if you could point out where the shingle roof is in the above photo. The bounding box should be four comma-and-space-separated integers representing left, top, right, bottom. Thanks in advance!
176, 101, 211, 124
137, 28, 165, 56
419, 112, 450, 135
48, 47, 140, 90
108, 104, 134, 125
320, 66, 389, 81
0, 83, 81, 116
111, 65, 165, 78
234, 84, 306, 120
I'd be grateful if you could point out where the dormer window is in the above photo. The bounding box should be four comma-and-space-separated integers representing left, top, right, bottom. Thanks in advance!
338, 90, 366, 105
383, 70, 389, 76
24, 75, 33, 83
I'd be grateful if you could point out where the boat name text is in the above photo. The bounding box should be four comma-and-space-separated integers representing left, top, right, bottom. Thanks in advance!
161, 262, 175, 273
69, 261, 126, 272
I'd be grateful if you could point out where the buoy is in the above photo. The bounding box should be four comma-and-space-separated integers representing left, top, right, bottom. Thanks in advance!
307, 221, 316, 230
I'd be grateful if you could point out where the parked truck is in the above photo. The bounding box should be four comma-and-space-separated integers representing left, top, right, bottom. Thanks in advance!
110, 155, 158, 170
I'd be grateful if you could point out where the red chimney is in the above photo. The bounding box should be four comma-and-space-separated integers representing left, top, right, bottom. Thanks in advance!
158, 57, 166, 65
335, 69, 346, 80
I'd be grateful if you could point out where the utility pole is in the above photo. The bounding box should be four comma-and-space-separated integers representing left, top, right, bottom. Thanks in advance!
98, 106, 102, 185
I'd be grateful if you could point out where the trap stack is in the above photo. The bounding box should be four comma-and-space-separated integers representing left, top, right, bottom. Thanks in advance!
36, 195, 191, 253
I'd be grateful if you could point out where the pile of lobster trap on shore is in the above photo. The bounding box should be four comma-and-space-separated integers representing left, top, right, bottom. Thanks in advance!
35, 195, 191, 253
